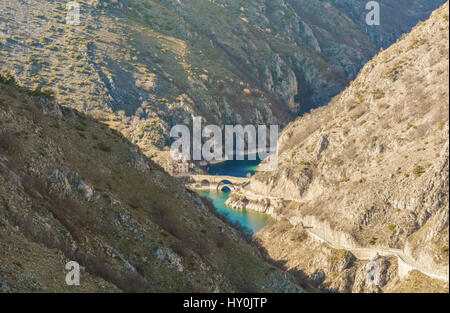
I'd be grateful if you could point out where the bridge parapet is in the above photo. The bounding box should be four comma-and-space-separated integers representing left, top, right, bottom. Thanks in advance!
178, 174, 248, 192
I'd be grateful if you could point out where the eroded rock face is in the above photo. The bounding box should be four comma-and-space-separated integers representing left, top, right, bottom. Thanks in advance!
0, 0, 445, 166
155, 247, 184, 273
260, 54, 299, 114
229, 3, 450, 292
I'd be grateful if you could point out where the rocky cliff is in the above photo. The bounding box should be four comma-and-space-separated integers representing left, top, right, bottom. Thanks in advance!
0, 0, 445, 170
227, 2, 449, 292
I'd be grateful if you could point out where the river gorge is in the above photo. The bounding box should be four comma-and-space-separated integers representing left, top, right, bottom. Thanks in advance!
196, 158, 270, 235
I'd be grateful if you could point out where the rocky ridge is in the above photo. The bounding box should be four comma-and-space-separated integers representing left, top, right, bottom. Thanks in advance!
0, 0, 445, 172
227, 2, 450, 292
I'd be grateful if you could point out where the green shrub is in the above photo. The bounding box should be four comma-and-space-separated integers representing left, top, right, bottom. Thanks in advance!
30, 86, 55, 100
0, 132, 18, 155
75, 125, 86, 132
352, 111, 366, 120
406, 122, 415, 131
388, 224, 396, 233
98, 142, 112, 152
0, 99, 8, 110
0, 72, 17, 85
373, 89, 385, 99
412, 165, 425, 177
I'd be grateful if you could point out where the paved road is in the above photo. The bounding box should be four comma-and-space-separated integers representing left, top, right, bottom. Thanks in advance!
232, 189, 449, 282
306, 228, 449, 282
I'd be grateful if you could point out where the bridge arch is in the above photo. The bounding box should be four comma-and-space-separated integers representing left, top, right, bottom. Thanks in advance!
182, 174, 248, 191
200, 179, 210, 190
217, 180, 235, 192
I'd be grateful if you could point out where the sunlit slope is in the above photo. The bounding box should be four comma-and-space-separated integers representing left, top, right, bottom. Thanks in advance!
0, 0, 444, 159
230, 2, 449, 292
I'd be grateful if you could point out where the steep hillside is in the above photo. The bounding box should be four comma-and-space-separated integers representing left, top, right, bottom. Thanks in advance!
228, 3, 449, 292
0, 0, 445, 168
0, 76, 302, 292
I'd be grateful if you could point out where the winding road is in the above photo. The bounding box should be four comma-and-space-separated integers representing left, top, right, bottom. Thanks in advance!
231, 189, 449, 282
181, 174, 449, 283
306, 228, 449, 282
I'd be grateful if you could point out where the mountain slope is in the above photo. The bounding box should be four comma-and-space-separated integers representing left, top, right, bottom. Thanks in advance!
227, 2, 449, 292
0, 0, 445, 166
0, 76, 302, 292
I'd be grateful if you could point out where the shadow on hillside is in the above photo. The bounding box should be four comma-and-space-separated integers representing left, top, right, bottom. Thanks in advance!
1, 71, 320, 293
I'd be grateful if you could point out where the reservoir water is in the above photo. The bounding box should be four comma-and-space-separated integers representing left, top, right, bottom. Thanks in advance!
197, 158, 269, 235
205, 158, 261, 178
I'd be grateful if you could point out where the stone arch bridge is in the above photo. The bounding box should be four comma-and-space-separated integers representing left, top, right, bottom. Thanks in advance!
177, 174, 249, 192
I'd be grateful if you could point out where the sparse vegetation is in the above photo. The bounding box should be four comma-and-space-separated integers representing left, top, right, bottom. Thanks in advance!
97, 142, 112, 152
0, 131, 18, 156
0, 79, 298, 293
368, 237, 378, 245
412, 165, 425, 177
388, 224, 397, 233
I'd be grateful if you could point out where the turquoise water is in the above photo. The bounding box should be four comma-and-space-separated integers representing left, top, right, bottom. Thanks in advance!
205, 158, 261, 178
196, 158, 269, 235
197, 189, 269, 235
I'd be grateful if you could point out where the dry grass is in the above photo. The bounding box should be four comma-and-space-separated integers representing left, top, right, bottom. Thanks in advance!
391, 270, 449, 293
